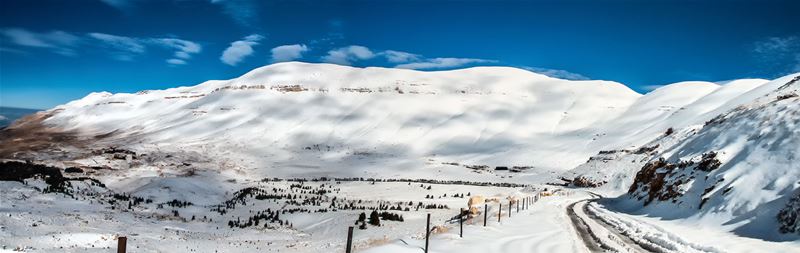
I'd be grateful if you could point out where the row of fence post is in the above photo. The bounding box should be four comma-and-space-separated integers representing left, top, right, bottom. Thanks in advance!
341, 194, 538, 252
114, 194, 540, 253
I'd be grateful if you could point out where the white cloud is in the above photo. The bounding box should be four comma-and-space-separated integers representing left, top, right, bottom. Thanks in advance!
322, 45, 375, 65
753, 36, 800, 75
89, 33, 201, 64
1, 28, 81, 56
151, 38, 202, 62
221, 34, 264, 66
174, 51, 191, 59
395, 58, 495, 70
89, 33, 146, 55
521, 66, 589, 80
166, 58, 187, 65
271, 44, 309, 62
317, 45, 493, 70
754, 36, 798, 55
381, 50, 421, 63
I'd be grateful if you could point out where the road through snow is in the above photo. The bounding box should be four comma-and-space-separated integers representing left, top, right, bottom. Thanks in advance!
362, 190, 593, 253
363, 189, 730, 253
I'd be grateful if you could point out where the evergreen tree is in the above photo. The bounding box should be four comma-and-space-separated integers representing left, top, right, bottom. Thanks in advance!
357, 212, 367, 223
368, 210, 381, 226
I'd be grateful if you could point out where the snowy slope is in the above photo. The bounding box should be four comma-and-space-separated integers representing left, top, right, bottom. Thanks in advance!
3, 62, 800, 252
608, 74, 800, 241
8, 62, 769, 181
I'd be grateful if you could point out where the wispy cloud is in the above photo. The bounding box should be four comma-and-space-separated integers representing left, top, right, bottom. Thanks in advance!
753, 36, 800, 74
321, 45, 375, 65
152, 38, 202, 65
318, 45, 494, 70
89, 33, 201, 64
166, 58, 186, 65
89, 32, 145, 60
220, 34, 263, 66
521, 66, 589, 80
381, 50, 421, 63
2, 28, 201, 65
211, 0, 258, 27
1, 28, 81, 56
395, 58, 495, 70
271, 44, 309, 63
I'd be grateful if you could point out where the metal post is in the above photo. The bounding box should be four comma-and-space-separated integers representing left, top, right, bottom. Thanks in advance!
459, 208, 464, 238
516, 199, 519, 213
509, 200, 512, 217
117, 236, 127, 253
425, 213, 431, 253
483, 204, 488, 226
346, 226, 354, 253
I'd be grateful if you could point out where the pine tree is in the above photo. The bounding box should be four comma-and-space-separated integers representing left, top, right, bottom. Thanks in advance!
368, 210, 381, 226
358, 212, 367, 223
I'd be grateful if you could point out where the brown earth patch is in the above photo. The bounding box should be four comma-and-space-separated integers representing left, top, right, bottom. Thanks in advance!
0, 110, 104, 160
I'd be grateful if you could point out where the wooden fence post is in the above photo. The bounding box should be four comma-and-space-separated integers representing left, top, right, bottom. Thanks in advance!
425, 213, 431, 253
516, 199, 519, 213
508, 200, 512, 217
483, 204, 488, 226
117, 236, 127, 253
459, 208, 464, 238
498, 203, 502, 222
346, 226, 354, 253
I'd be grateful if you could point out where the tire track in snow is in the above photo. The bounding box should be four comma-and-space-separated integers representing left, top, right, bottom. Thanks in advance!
567, 190, 654, 253
567, 200, 619, 252
579, 201, 652, 253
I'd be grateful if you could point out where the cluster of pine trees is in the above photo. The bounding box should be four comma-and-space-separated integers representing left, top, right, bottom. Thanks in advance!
355, 210, 405, 229
228, 208, 291, 229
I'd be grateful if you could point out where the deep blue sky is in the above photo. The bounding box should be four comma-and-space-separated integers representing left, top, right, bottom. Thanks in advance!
1, 0, 799, 109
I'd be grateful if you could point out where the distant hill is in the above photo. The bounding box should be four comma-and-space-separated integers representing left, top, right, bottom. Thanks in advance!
0, 106, 41, 128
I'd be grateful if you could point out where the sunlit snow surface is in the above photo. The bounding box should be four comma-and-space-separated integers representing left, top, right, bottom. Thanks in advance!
2, 62, 799, 252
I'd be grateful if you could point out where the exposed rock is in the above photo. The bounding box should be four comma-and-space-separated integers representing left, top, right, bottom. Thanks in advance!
569, 176, 606, 188
778, 192, 800, 235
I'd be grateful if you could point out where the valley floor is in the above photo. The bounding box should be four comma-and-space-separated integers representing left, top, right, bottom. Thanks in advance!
1, 178, 798, 253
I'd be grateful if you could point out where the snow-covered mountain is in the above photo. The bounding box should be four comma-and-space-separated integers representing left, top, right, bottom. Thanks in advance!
0, 62, 773, 180
2, 62, 800, 251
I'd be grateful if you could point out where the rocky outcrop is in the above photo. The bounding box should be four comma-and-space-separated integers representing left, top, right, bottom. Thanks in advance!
778, 192, 800, 235
627, 152, 722, 206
